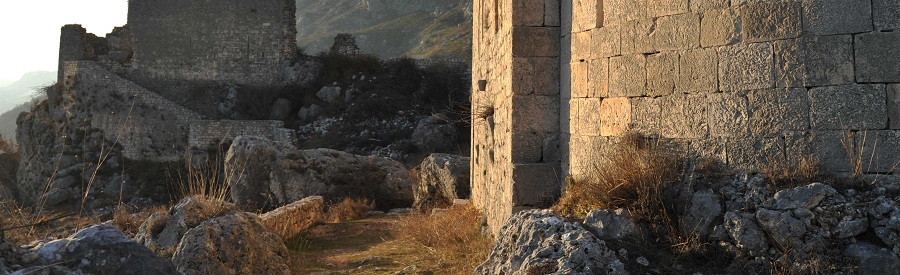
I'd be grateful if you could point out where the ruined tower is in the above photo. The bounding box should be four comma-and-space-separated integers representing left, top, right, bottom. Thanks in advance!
474, 0, 900, 233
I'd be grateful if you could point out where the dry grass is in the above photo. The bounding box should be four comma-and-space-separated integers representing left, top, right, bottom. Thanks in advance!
324, 197, 375, 223
112, 204, 169, 237
552, 133, 682, 235
761, 155, 826, 191
394, 205, 493, 273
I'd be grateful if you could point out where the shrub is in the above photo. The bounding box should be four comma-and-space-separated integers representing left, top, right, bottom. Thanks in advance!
324, 197, 374, 223
394, 205, 492, 273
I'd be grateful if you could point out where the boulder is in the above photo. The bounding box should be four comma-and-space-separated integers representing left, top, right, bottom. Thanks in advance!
475, 210, 627, 275
226, 136, 413, 211
770, 183, 840, 210
723, 212, 769, 256
680, 188, 723, 237
173, 212, 291, 275
583, 209, 640, 240
259, 196, 324, 240
411, 115, 458, 153
135, 197, 238, 257
412, 154, 470, 210
268, 98, 292, 120
26, 225, 177, 274
316, 86, 342, 103
844, 242, 900, 274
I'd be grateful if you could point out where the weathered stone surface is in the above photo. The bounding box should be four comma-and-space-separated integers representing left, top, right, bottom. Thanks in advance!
571, 30, 591, 61
571, 61, 590, 98
771, 183, 838, 210
653, 13, 700, 51
603, 0, 647, 25
135, 197, 239, 257
572, 0, 601, 32
718, 42, 773, 91
740, 2, 801, 43
589, 58, 609, 98
630, 97, 661, 136
727, 138, 784, 168
412, 115, 459, 153
512, 95, 560, 133
708, 92, 749, 137
609, 54, 646, 97
512, 57, 560, 96
648, 0, 688, 17
874, 0, 900, 31
412, 154, 471, 210
691, 0, 729, 12
646, 52, 677, 97
858, 131, 900, 173
774, 35, 854, 87
173, 212, 291, 275
809, 84, 887, 130
475, 210, 627, 275
583, 209, 640, 240
259, 196, 324, 240
600, 97, 632, 136
660, 94, 708, 139
621, 19, 655, 54
701, 8, 741, 47
592, 25, 621, 58
511, 164, 561, 205
316, 86, 342, 103
855, 32, 900, 83
747, 88, 809, 137
890, 85, 900, 130
677, 48, 718, 93
808, 131, 852, 172
802, 0, 872, 35
723, 212, 769, 256
755, 209, 806, 249
514, 0, 548, 27
268, 98, 292, 120
570, 98, 602, 136
29, 225, 178, 274
845, 243, 900, 274
512, 27, 561, 57
681, 189, 723, 237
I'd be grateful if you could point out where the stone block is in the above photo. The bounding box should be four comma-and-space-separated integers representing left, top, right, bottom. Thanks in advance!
653, 13, 701, 51
512, 95, 561, 133
609, 55, 647, 97
858, 131, 900, 173
511, 131, 555, 163
740, 2, 801, 43
774, 36, 854, 88
604, 0, 647, 25
570, 98, 602, 136
808, 131, 853, 172
747, 88, 809, 137
727, 138, 784, 169
855, 32, 900, 83
689, 138, 728, 161
513, 57, 561, 96
511, 163, 561, 206
701, 8, 741, 47
646, 52, 677, 97
660, 94, 709, 139
691, 0, 729, 12
514, 0, 548, 27
600, 97, 632, 136
889, 85, 900, 130
512, 27, 561, 57
802, 0, 872, 35
572, 30, 592, 61
545, 0, 562, 27
573, 0, 601, 32
592, 25, 621, 58
677, 48, 718, 93
571, 61, 590, 98
561, 60, 572, 99
718, 43, 774, 91
873, 0, 900, 31
621, 19, 655, 54
708, 92, 749, 137
631, 97, 662, 136
589, 58, 609, 98
809, 84, 887, 130
259, 196, 323, 241
648, 0, 689, 17
774, 39, 802, 88
567, 135, 608, 178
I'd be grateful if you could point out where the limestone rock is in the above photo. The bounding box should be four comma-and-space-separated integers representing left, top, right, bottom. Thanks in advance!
316, 86, 342, 103
268, 98, 292, 120
172, 212, 291, 275
723, 212, 769, 256
226, 136, 413, 211
259, 196, 324, 240
680, 188, 723, 237
583, 209, 639, 240
844, 242, 900, 274
28, 225, 177, 274
411, 115, 458, 153
754, 209, 806, 250
412, 154, 470, 210
135, 197, 238, 257
475, 210, 628, 275
770, 182, 840, 210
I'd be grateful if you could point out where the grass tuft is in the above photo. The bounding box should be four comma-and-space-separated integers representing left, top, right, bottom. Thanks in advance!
394, 205, 492, 273
324, 197, 375, 223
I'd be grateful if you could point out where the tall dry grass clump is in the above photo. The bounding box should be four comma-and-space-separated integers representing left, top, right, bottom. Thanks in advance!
760, 155, 825, 191
324, 197, 374, 223
552, 133, 682, 233
395, 205, 492, 274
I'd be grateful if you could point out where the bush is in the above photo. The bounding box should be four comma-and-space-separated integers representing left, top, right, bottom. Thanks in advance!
395, 205, 493, 273
324, 197, 374, 223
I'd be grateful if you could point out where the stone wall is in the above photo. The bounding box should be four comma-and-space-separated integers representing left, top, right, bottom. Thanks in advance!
473, 0, 900, 233
189, 120, 296, 150
127, 0, 296, 86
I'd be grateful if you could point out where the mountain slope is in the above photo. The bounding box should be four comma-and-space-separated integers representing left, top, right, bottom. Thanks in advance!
0, 71, 55, 115
295, 0, 471, 60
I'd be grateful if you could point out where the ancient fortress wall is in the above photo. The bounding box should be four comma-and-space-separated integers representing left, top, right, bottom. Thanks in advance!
474, 0, 900, 233
189, 120, 296, 150
127, 0, 296, 86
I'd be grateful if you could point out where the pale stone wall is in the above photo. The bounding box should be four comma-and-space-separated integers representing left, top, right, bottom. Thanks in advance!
189, 120, 296, 150
474, 0, 900, 233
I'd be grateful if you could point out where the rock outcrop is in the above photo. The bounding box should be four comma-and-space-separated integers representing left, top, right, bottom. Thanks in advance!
412, 153, 469, 210
173, 212, 292, 275
226, 136, 413, 211
135, 197, 238, 257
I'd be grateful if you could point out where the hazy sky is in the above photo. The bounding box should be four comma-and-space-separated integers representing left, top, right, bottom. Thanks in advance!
0, 1, 127, 82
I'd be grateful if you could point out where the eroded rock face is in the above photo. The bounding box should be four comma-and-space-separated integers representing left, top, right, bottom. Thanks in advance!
583, 208, 640, 240
173, 212, 291, 275
411, 116, 458, 153
258, 196, 324, 240
135, 197, 238, 257
475, 209, 627, 275
23, 225, 177, 274
412, 153, 470, 210
226, 136, 413, 211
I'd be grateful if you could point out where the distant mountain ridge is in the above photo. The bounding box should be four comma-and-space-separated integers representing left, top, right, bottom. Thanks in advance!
0, 71, 54, 115
295, 0, 472, 61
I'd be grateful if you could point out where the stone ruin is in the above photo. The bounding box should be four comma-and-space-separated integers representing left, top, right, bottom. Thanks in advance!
330, 33, 363, 56
472, 0, 900, 233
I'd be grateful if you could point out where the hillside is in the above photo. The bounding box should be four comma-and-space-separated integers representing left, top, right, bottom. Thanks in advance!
0, 71, 54, 115
0, 103, 30, 139
295, 0, 471, 61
